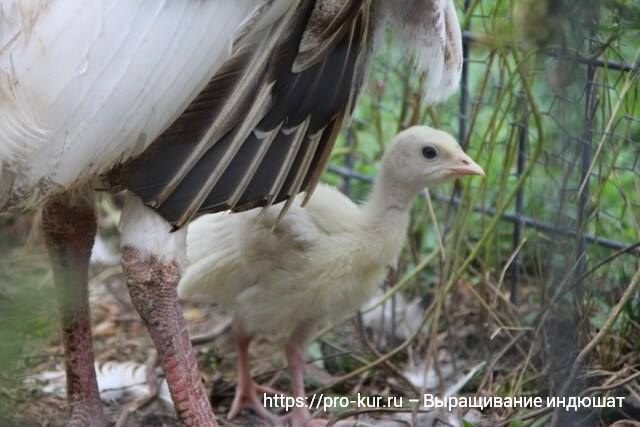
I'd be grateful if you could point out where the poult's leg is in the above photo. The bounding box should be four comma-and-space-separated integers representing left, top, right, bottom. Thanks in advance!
283, 341, 316, 427
228, 326, 280, 422
42, 192, 107, 427
120, 194, 215, 427
283, 338, 354, 427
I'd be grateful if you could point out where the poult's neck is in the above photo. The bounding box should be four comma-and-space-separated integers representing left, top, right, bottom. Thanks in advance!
362, 167, 416, 234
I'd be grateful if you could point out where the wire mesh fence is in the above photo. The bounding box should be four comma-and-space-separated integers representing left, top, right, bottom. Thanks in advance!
324, 1, 639, 424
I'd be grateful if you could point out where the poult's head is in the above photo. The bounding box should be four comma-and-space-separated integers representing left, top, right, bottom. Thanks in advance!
381, 126, 485, 192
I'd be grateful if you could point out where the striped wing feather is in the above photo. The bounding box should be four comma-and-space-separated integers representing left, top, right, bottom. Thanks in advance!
110, 0, 374, 228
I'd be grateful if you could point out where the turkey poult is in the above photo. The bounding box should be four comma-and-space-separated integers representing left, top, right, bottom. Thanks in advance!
0, 1, 462, 425
179, 126, 485, 426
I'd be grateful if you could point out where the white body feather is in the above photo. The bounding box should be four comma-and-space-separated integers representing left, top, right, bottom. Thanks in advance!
0, 0, 261, 206
26, 361, 174, 405
120, 192, 187, 263
361, 290, 423, 345
180, 183, 409, 340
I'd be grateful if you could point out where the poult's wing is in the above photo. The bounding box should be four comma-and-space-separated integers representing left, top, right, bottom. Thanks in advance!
179, 211, 249, 303
110, 0, 375, 229
179, 192, 320, 303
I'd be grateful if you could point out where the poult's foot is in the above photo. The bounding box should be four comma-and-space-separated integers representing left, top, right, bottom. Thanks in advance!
254, 382, 287, 397
228, 381, 280, 422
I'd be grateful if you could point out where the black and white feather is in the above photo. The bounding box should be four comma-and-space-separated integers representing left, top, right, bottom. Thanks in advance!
108, 0, 462, 228
109, 0, 375, 227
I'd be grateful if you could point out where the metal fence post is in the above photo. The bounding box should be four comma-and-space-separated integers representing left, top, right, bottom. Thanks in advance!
575, 43, 598, 306
341, 130, 354, 197
458, 0, 471, 149
511, 93, 528, 305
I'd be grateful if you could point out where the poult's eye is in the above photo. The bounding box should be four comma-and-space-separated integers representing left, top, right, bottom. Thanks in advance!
422, 145, 438, 159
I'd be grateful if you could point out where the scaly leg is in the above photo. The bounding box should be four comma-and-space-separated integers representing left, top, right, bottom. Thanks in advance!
120, 194, 215, 426
42, 192, 107, 427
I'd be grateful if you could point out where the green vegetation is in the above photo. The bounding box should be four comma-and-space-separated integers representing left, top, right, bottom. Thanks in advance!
326, 0, 640, 424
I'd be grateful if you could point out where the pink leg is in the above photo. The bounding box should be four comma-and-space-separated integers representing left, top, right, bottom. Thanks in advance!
122, 247, 215, 426
228, 329, 281, 422
283, 341, 354, 427
42, 193, 107, 427
284, 342, 317, 427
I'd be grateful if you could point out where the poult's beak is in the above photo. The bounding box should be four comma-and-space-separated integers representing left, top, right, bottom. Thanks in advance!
449, 154, 485, 177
